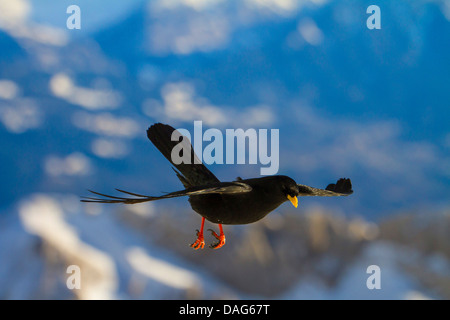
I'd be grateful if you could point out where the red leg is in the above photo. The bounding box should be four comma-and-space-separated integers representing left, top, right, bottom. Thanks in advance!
190, 217, 205, 249
208, 224, 226, 249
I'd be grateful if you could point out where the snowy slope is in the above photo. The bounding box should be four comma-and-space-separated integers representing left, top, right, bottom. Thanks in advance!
0, 193, 238, 299
1, 192, 449, 299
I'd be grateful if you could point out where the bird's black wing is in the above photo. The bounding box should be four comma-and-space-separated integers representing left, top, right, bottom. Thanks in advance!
147, 123, 220, 188
297, 178, 353, 197
81, 182, 252, 204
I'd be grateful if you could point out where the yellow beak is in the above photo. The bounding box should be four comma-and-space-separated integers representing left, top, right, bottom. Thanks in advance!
287, 195, 298, 208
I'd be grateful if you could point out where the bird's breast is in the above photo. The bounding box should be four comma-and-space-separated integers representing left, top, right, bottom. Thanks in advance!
188, 191, 286, 225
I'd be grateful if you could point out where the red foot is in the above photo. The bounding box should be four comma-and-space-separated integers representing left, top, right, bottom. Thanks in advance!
208, 227, 226, 249
190, 229, 205, 250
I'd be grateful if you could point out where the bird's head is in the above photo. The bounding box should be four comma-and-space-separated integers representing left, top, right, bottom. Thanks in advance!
279, 176, 299, 208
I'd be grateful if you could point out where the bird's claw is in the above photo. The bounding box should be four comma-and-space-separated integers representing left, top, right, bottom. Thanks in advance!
207, 229, 226, 249
190, 229, 205, 250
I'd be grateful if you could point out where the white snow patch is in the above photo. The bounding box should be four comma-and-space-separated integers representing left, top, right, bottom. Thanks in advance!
18, 195, 118, 299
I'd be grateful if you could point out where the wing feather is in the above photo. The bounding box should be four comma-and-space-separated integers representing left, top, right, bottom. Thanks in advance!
297, 178, 353, 197
81, 182, 252, 204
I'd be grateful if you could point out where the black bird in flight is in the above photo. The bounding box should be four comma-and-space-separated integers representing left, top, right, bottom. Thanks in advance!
82, 123, 353, 249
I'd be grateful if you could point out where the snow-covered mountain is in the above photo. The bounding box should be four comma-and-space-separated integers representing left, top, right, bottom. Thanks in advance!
1, 0, 449, 216
1, 192, 448, 299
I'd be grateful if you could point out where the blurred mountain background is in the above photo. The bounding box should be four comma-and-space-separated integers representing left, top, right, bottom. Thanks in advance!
0, 0, 449, 299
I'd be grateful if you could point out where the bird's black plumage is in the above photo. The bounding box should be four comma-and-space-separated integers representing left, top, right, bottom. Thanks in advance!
82, 123, 353, 249
147, 123, 219, 188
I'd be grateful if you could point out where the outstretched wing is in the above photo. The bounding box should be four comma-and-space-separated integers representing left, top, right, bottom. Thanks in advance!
297, 178, 353, 197
81, 182, 252, 204
147, 123, 220, 188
